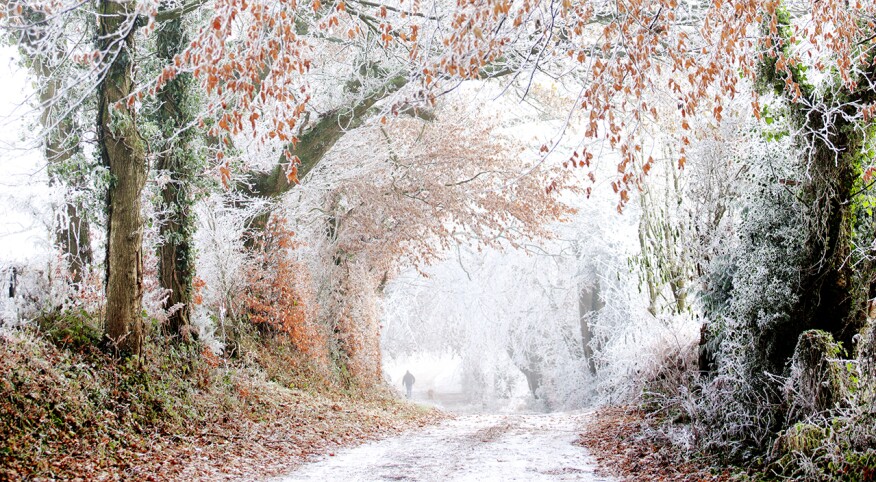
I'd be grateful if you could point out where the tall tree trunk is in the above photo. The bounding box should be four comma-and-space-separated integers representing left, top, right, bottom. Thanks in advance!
55, 198, 93, 282
780, 122, 864, 372
638, 214, 660, 316
520, 366, 541, 399
99, 1, 147, 356
43, 81, 94, 284
578, 280, 604, 376
23, 8, 93, 283
155, 3, 195, 340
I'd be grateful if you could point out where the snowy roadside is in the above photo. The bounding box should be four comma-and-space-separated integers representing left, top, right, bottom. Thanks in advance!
273, 411, 613, 482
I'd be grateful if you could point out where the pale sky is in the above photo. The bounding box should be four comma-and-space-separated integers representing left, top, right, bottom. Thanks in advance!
0, 45, 50, 264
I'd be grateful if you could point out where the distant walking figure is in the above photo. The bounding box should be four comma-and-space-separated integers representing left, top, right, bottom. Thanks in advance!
402, 370, 415, 399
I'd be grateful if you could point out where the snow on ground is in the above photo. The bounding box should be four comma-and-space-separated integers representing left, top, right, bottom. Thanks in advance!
272, 411, 613, 482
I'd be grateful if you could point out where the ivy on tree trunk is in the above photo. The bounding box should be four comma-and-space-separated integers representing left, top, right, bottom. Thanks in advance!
99, 0, 147, 356
155, 1, 197, 341
744, 7, 876, 380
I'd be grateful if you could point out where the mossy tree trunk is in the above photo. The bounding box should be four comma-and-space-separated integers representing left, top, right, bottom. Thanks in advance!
784, 330, 844, 421
99, 0, 147, 356
751, 10, 876, 376
155, 3, 196, 340
796, 125, 861, 357
757, 87, 874, 377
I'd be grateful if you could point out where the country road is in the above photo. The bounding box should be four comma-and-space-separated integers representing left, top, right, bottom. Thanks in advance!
273, 411, 613, 482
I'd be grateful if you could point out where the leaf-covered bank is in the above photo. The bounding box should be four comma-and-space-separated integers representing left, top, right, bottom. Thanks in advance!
578, 407, 745, 482
0, 326, 440, 481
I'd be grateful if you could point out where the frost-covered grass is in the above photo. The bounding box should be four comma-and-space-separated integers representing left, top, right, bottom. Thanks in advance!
594, 316, 876, 481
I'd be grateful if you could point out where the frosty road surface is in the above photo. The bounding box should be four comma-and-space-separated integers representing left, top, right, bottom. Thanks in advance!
274, 411, 613, 482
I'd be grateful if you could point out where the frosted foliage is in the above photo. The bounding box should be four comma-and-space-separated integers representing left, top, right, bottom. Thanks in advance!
141, 200, 173, 324
0, 252, 107, 328
193, 194, 262, 336
569, 200, 699, 403
674, 131, 814, 455
192, 306, 226, 355
283, 93, 571, 269
379, 177, 675, 408
0, 260, 55, 326
724, 135, 807, 358
274, 91, 573, 381
382, 245, 591, 409
683, 110, 751, 267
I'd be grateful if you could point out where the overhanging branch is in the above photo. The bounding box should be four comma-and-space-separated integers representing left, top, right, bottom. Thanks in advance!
246, 62, 516, 199
153, 0, 208, 23
246, 75, 408, 198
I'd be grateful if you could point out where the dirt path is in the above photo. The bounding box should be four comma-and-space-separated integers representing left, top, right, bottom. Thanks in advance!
272, 411, 613, 481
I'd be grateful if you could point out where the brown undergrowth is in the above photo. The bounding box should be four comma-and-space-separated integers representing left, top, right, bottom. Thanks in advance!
577, 406, 743, 482
0, 323, 442, 481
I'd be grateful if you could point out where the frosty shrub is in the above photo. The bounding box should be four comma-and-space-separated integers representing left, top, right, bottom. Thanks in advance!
193, 194, 257, 351
244, 216, 326, 362
697, 132, 809, 456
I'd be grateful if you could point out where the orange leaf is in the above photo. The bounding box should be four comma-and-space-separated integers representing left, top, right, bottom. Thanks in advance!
286, 165, 299, 184
219, 165, 232, 188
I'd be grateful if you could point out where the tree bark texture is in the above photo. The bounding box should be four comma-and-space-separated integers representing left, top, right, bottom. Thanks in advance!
99, 0, 147, 356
